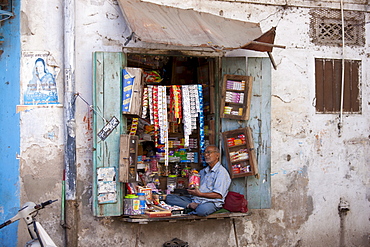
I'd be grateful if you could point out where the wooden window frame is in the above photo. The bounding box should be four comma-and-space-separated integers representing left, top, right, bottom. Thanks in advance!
315, 58, 361, 114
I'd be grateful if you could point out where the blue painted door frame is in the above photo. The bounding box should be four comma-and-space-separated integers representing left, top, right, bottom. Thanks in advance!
0, 0, 21, 246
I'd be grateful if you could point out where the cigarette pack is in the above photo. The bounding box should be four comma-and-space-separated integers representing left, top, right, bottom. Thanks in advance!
145, 205, 172, 218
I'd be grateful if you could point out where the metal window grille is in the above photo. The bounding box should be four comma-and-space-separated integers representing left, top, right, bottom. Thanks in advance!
315, 58, 361, 114
310, 9, 365, 46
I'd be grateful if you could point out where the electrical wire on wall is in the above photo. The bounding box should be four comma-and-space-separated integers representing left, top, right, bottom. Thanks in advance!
338, 0, 345, 137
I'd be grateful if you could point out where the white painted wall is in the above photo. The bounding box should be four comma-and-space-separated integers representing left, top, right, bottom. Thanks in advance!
18, 0, 369, 246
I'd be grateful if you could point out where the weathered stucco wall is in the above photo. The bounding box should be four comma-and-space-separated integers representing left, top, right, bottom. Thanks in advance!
18, 0, 369, 246
18, 0, 65, 245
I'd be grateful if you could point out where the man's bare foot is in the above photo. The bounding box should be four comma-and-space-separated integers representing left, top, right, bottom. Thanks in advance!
187, 202, 199, 209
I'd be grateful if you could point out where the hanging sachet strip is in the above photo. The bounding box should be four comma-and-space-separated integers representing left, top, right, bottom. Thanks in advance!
158, 86, 164, 143
172, 85, 182, 121
159, 85, 169, 167
181, 85, 192, 147
169, 86, 175, 123
197, 84, 206, 166
129, 118, 139, 135
193, 85, 201, 113
169, 85, 182, 123
142, 87, 148, 118
158, 86, 168, 145
152, 85, 159, 146
189, 85, 199, 131
148, 86, 154, 125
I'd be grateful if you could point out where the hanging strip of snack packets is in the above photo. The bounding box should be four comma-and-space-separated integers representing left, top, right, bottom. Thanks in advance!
142, 87, 148, 119
158, 85, 169, 167
158, 86, 168, 145
171, 85, 182, 122
148, 86, 154, 125
197, 84, 206, 165
158, 85, 164, 144
129, 118, 139, 135
181, 85, 192, 147
152, 85, 159, 146
169, 86, 175, 123
189, 85, 200, 131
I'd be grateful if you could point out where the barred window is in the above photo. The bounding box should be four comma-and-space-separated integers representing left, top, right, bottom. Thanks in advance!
310, 9, 365, 46
315, 58, 360, 113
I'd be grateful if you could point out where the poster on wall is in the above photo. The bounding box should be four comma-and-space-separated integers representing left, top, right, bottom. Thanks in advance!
19, 51, 61, 107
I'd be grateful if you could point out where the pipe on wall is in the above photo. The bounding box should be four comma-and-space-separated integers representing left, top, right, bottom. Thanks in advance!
338, 0, 345, 137
63, 0, 78, 246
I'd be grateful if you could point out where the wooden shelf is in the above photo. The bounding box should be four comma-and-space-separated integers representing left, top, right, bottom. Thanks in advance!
230, 158, 250, 163
224, 102, 244, 105
120, 211, 251, 224
220, 74, 253, 121
224, 88, 245, 92
227, 143, 247, 149
222, 127, 258, 178
232, 172, 254, 178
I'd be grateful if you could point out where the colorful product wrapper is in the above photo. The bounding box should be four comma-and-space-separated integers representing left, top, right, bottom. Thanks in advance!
197, 84, 206, 164
189, 171, 200, 189
122, 69, 134, 113
144, 71, 163, 83
142, 87, 149, 118
143, 84, 205, 166
181, 85, 192, 146
129, 118, 139, 135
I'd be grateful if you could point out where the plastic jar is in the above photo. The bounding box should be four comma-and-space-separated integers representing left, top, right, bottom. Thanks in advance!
167, 175, 177, 193
137, 193, 146, 214
124, 194, 140, 215
124, 195, 133, 215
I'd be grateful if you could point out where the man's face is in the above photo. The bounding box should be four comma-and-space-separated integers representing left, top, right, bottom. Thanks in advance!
204, 147, 219, 166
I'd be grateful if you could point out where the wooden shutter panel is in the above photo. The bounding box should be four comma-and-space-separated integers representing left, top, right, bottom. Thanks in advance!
93, 52, 126, 216
315, 58, 360, 113
344, 60, 360, 112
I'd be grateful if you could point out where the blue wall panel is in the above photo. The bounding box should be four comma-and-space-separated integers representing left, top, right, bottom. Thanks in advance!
0, 0, 21, 246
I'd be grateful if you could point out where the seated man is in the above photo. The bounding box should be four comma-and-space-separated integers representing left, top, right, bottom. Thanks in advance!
166, 145, 231, 216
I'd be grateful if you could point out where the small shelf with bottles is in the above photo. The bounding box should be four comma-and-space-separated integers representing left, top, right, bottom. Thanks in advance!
220, 74, 253, 120
222, 127, 258, 179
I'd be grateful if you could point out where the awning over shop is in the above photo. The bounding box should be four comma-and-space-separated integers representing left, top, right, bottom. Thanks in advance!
118, 0, 284, 53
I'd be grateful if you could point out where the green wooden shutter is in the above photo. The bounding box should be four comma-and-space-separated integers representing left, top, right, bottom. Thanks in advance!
221, 57, 271, 209
93, 52, 127, 216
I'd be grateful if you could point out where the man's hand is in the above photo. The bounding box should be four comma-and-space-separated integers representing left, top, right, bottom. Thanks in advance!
187, 188, 222, 199
187, 188, 201, 196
